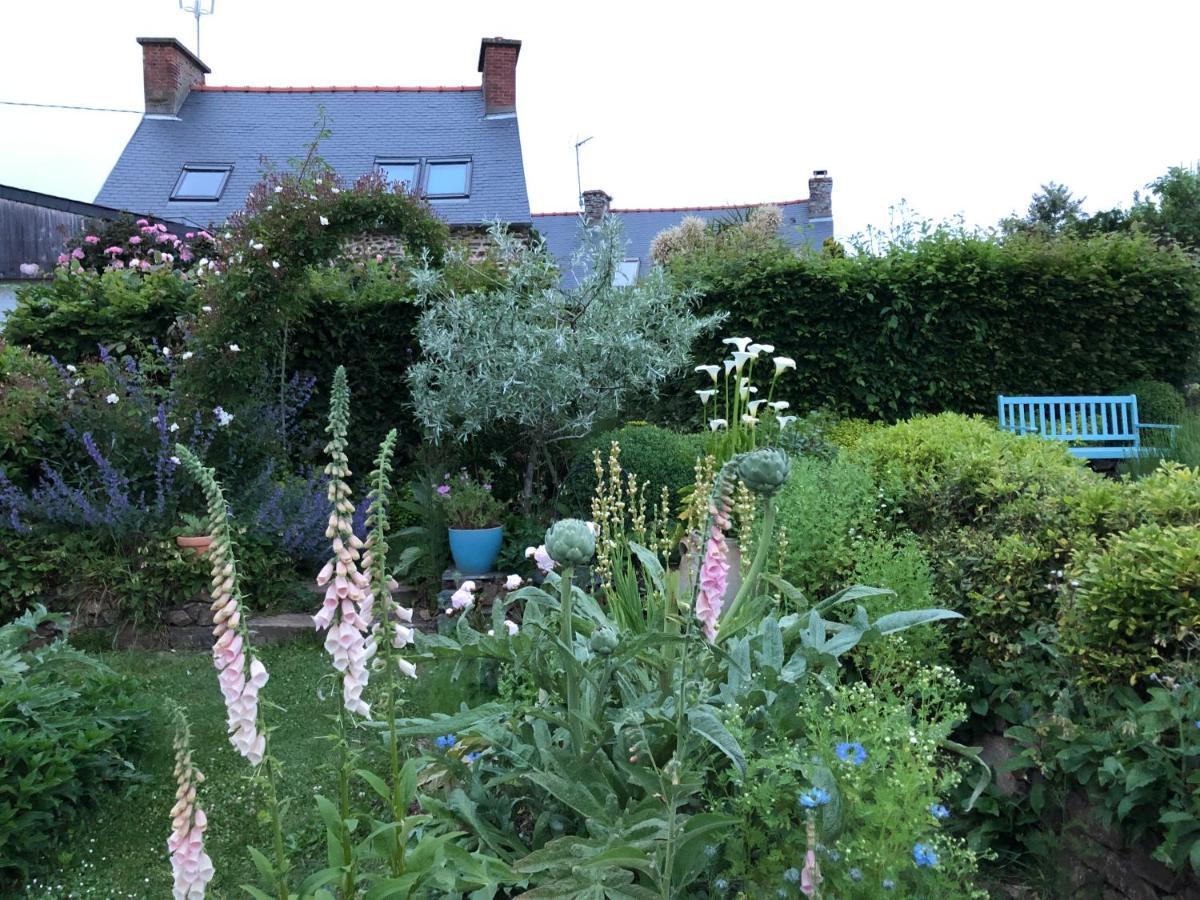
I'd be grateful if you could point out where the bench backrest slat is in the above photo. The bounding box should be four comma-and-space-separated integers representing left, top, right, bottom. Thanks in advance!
997, 395, 1140, 444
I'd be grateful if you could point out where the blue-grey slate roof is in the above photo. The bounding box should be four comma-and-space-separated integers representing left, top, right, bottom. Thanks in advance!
532, 199, 830, 283
97, 88, 530, 230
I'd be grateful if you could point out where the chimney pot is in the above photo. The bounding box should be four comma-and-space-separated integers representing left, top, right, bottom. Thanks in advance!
808, 170, 832, 220
582, 189, 612, 225
477, 37, 521, 117
137, 37, 209, 117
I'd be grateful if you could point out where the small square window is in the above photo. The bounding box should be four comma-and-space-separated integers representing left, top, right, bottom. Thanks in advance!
377, 159, 419, 191
424, 160, 471, 198
171, 165, 232, 201
613, 259, 640, 287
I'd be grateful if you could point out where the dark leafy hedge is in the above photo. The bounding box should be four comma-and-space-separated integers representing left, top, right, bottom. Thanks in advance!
671, 231, 1200, 419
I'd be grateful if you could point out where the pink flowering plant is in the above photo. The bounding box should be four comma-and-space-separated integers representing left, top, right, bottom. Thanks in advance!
434, 468, 505, 529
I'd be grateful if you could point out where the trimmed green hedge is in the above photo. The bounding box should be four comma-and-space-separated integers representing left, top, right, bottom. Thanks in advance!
671, 231, 1200, 419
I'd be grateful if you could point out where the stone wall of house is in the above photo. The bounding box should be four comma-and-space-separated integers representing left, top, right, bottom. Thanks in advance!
341, 228, 506, 264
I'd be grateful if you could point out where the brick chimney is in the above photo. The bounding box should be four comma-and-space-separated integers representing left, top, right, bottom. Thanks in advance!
477, 37, 521, 117
582, 189, 612, 225
808, 170, 832, 220
137, 37, 209, 117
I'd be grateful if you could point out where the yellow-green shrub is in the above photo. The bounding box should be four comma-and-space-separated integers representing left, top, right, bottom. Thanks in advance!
1060, 523, 1200, 683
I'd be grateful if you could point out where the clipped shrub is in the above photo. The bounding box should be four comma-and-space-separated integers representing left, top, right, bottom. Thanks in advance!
559, 423, 705, 517
671, 229, 1200, 419
1060, 523, 1200, 682
846, 414, 1097, 660
773, 455, 881, 600
1121, 378, 1186, 424
850, 535, 950, 667
0, 606, 147, 884
1069, 461, 1200, 536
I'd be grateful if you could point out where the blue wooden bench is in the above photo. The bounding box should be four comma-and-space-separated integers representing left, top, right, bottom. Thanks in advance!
997, 394, 1178, 460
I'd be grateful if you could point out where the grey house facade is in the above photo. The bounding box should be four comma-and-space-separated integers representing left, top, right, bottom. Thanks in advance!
531, 172, 833, 284
97, 37, 531, 232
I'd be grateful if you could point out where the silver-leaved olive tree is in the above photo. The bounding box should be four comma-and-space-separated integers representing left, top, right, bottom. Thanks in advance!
408, 218, 723, 509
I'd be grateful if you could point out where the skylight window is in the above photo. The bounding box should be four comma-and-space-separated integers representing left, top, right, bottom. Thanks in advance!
613, 258, 640, 287
424, 159, 471, 198
377, 159, 419, 191
170, 165, 232, 201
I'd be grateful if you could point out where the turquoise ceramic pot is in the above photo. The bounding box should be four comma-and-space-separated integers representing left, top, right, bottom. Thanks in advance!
448, 526, 504, 575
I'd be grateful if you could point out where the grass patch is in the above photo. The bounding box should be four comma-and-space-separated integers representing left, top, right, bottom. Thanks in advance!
21, 640, 476, 898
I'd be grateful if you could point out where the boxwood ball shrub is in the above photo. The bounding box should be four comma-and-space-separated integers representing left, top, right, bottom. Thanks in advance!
1060, 522, 1200, 683
559, 423, 705, 516
1120, 378, 1186, 424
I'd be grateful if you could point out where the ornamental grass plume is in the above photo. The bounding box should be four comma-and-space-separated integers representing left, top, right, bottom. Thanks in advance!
175, 445, 268, 764
168, 709, 214, 899
314, 367, 375, 717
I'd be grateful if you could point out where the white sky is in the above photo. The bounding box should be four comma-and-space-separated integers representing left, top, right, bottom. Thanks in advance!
1, 0, 1198, 238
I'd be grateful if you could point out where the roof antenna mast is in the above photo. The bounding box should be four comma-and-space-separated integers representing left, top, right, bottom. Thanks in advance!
575, 136, 593, 209
179, 0, 215, 58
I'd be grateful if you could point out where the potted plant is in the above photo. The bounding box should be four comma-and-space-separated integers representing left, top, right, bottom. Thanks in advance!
437, 469, 506, 575
174, 513, 212, 557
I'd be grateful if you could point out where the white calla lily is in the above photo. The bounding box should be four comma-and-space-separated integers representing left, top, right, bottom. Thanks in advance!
694, 364, 720, 382
723, 358, 737, 375
777, 415, 798, 429
695, 389, 717, 405
749, 343, 775, 355
708, 418, 728, 431
769, 401, 790, 411
731, 351, 753, 371
773, 356, 796, 375
722, 337, 752, 352
747, 399, 765, 414
741, 414, 759, 427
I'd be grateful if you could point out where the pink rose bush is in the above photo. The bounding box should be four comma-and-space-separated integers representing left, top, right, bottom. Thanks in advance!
168, 710, 214, 899
313, 367, 376, 717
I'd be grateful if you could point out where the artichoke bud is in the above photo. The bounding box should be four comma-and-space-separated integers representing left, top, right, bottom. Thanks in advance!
589, 627, 619, 655
544, 518, 595, 566
737, 448, 791, 497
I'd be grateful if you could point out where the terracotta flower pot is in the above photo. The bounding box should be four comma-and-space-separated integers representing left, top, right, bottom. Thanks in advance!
175, 534, 213, 557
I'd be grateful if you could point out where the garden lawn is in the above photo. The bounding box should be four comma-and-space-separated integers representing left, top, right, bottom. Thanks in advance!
22, 639, 470, 899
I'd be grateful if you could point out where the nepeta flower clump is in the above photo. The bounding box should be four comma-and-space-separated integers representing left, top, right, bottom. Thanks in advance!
313, 367, 376, 717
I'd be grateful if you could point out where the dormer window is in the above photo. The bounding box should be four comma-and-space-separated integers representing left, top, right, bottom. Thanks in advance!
424, 159, 471, 199
170, 164, 232, 201
377, 159, 418, 191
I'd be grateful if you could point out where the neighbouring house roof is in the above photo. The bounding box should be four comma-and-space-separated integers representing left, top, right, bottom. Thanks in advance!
531, 197, 830, 283
97, 86, 531, 230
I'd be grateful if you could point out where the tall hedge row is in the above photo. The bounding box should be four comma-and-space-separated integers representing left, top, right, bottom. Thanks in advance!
672, 231, 1200, 419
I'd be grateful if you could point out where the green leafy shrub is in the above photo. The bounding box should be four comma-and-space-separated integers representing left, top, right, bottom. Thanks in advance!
846, 414, 1097, 661
559, 422, 705, 517
772, 456, 881, 600
1060, 523, 1200, 682
1070, 461, 1200, 535
1122, 378, 1186, 424
671, 229, 1200, 419
0, 606, 147, 884
6, 267, 199, 362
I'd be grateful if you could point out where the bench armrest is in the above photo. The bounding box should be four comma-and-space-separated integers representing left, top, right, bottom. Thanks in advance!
1139, 423, 1179, 431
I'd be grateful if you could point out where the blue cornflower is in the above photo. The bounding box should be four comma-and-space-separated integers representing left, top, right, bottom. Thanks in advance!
827, 849, 841, 862
1195, 720, 1200, 729
435, 734, 457, 750
835, 741, 868, 765
882, 878, 896, 890
783, 867, 800, 883
704, 844, 718, 859
464, 751, 480, 763
799, 787, 831, 808
930, 803, 951, 820
913, 842, 939, 868
849, 868, 863, 883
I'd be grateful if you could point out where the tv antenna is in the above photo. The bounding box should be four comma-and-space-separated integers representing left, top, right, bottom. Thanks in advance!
179, 0, 215, 58
575, 136, 594, 209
